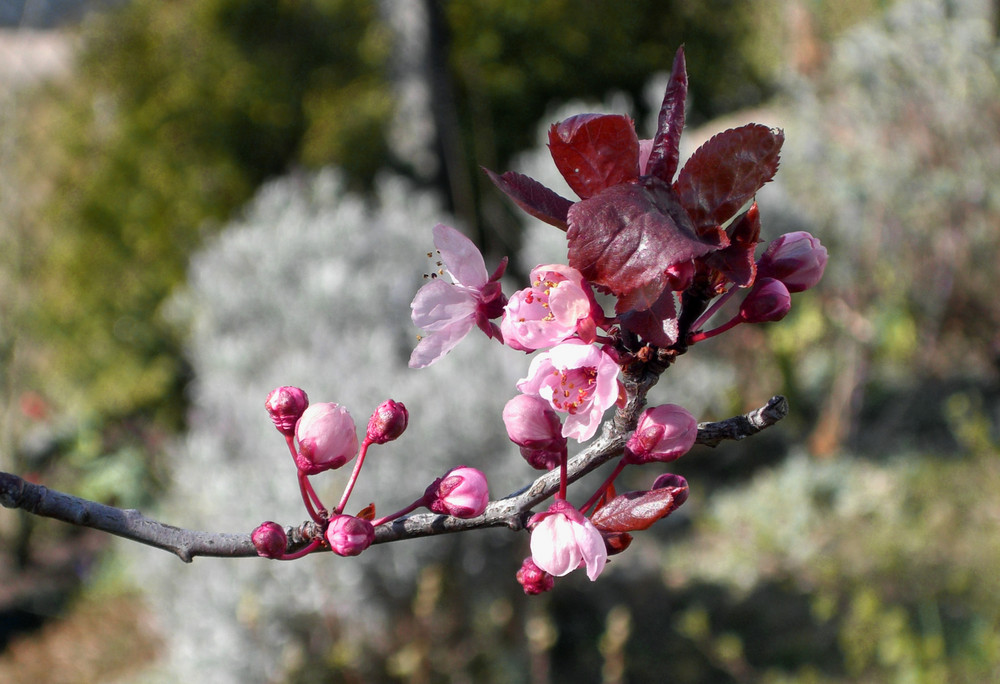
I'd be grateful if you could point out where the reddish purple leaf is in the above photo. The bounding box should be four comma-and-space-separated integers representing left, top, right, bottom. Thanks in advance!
548, 114, 640, 199
617, 288, 679, 347
483, 168, 573, 230
590, 482, 689, 533
567, 176, 727, 298
674, 124, 784, 234
702, 202, 761, 287
645, 46, 687, 184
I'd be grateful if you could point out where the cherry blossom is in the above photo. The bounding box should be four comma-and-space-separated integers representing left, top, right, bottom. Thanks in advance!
502, 394, 567, 471
624, 404, 698, 465
500, 264, 600, 351
529, 499, 607, 581
757, 231, 828, 293
424, 466, 490, 518
516, 339, 620, 442
409, 223, 507, 368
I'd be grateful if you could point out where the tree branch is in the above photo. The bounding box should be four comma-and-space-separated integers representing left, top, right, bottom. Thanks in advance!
0, 396, 787, 562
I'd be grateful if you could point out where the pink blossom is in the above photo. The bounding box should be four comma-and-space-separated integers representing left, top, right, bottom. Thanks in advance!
409, 224, 507, 368
529, 500, 607, 581
325, 515, 374, 557
264, 386, 309, 437
501, 264, 599, 351
756, 231, 827, 293
424, 466, 490, 518
624, 404, 698, 465
502, 394, 567, 470
294, 403, 359, 475
740, 277, 791, 323
516, 339, 620, 442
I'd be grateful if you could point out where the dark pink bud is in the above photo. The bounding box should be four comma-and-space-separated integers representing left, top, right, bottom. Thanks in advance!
264, 386, 309, 436
251, 521, 287, 559
739, 278, 791, 323
516, 557, 555, 595
366, 399, 408, 444
325, 514, 375, 557
503, 395, 567, 470
651, 473, 689, 507
757, 231, 827, 293
424, 466, 490, 518
294, 403, 359, 475
624, 404, 698, 465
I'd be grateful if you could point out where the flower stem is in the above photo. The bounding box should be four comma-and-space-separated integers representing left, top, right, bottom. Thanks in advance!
280, 538, 323, 560
690, 286, 737, 333
371, 498, 424, 528
335, 438, 371, 515
298, 471, 324, 523
580, 460, 627, 514
687, 314, 741, 344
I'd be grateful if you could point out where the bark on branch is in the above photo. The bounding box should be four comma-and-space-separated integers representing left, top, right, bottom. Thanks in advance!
0, 396, 787, 562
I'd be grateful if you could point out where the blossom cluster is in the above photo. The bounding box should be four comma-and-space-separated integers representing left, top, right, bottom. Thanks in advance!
252, 47, 826, 594
407, 47, 826, 592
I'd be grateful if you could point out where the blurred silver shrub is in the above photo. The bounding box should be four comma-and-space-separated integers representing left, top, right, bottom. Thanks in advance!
130, 169, 526, 683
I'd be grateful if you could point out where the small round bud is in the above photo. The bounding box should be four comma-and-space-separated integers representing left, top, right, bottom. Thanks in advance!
516, 557, 554, 595
503, 395, 567, 470
624, 404, 698, 465
739, 277, 791, 323
424, 466, 490, 518
366, 399, 409, 444
251, 521, 287, 559
650, 473, 689, 508
325, 514, 375, 557
265, 386, 309, 436
294, 403, 359, 475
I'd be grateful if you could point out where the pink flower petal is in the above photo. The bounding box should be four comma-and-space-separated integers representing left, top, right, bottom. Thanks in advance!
433, 223, 488, 289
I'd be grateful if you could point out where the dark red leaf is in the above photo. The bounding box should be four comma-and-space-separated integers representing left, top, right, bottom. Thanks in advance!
590, 483, 689, 533
645, 46, 687, 183
483, 168, 573, 230
567, 176, 726, 298
702, 202, 761, 287
548, 114, 640, 199
674, 124, 784, 234
617, 288, 679, 347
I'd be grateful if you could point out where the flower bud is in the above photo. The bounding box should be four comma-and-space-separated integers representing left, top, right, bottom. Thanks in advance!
739, 278, 791, 323
503, 395, 567, 470
424, 466, 490, 518
651, 473, 690, 508
366, 399, 409, 444
251, 521, 287, 559
516, 557, 555, 595
624, 404, 698, 465
325, 514, 375, 557
294, 403, 359, 475
757, 231, 827, 293
264, 386, 309, 436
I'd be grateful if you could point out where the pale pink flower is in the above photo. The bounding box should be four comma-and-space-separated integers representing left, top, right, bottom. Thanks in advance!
529, 499, 607, 581
756, 231, 827, 293
502, 394, 567, 470
516, 339, 620, 442
409, 223, 507, 368
424, 466, 490, 518
624, 404, 698, 465
501, 264, 598, 351
294, 403, 359, 475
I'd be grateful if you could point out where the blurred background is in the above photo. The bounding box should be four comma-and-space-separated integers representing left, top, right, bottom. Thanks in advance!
1, 0, 999, 682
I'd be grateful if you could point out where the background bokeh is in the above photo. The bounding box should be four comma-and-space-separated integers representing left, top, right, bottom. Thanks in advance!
2, 0, 999, 682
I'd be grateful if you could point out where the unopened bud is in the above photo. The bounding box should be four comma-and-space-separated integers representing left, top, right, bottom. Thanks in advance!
757, 231, 827, 292
424, 466, 490, 518
295, 403, 359, 475
503, 395, 567, 470
366, 399, 409, 444
265, 386, 309, 436
516, 557, 555, 595
739, 278, 791, 323
325, 514, 375, 557
251, 521, 287, 559
624, 404, 698, 465
650, 473, 689, 508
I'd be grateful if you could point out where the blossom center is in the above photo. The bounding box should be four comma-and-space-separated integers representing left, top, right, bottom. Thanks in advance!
549, 366, 597, 414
